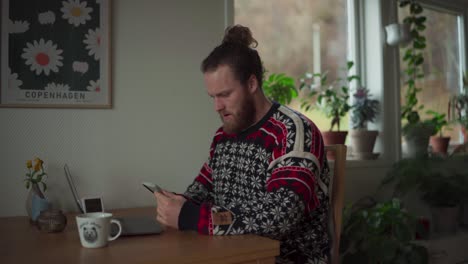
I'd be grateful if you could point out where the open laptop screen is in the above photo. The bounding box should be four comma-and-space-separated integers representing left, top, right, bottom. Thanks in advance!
64, 164, 84, 213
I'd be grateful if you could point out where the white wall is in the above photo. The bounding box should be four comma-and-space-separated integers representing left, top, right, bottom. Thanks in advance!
0, 0, 224, 216
0, 0, 394, 217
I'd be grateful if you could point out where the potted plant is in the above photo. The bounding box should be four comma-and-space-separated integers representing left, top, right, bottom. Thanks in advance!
349, 87, 380, 159
426, 110, 451, 155
399, 0, 436, 157
340, 197, 428, 263
382, 156, 468, 234
262, 72, 298, 105
449, 71, 468, 143
300, 61, 358, 145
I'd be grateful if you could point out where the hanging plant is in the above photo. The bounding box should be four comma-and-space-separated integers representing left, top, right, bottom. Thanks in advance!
399, 0, 434, 135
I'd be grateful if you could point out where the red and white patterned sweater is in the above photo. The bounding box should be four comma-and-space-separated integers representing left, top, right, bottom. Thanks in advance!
179, 103, 331, 264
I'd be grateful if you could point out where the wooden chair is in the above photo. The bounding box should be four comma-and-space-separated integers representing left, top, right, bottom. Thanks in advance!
324, 144, 347, 264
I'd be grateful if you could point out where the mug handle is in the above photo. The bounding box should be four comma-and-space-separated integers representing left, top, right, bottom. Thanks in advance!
108, 219, 122, 241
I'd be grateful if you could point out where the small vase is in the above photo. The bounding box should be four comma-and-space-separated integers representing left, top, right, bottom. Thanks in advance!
25, 183, 49, 223
31, 194, 50, 222
25, 188, 34, 221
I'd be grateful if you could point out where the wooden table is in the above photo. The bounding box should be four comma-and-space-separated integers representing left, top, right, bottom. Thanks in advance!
0, 207, 280, 264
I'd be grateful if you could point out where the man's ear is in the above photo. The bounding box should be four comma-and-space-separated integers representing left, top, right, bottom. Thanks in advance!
247, 74, 259, 94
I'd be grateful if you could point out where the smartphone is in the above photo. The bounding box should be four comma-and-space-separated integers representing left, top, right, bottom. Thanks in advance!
142, 182, 163, 193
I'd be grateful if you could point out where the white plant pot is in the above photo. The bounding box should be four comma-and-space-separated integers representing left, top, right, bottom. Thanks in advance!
405, 136, 429, 157
350, 130, 379, 159
385, 23, 411, 46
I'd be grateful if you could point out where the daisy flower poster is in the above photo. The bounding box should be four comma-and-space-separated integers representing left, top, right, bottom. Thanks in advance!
0, 0, 111, 108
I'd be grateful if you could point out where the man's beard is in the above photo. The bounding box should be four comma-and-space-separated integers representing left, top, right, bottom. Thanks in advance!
220, 98, 256, 134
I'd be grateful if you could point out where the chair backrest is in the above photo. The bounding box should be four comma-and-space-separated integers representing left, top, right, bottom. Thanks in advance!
324, 144, 347, 264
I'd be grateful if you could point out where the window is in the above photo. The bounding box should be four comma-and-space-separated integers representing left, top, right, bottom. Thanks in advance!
233, 0, 468, 162
234, 0, 351, 132
399, 4, 465, 145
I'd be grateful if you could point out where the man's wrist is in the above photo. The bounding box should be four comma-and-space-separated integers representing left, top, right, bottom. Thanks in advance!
178, 201, 200, 231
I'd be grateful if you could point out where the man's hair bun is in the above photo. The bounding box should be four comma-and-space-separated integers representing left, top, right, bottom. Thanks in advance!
222, 25, 258, 48
201, 24, 263, 90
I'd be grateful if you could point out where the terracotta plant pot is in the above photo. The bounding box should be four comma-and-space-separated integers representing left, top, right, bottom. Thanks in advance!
322, 131, 347, 160
322, 131, 348, 145
429, 136, 450, 154
350, 130, 379, 160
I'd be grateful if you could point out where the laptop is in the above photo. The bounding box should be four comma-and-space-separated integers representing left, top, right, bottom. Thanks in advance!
64, 164, 163, 236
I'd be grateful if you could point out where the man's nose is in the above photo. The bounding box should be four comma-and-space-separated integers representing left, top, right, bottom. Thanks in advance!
214, 98, 224, 112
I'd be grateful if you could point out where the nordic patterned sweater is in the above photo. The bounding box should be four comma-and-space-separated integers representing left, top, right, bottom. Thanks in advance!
179, 102, 331, 264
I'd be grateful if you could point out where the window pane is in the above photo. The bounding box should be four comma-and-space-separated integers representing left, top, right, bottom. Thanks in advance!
234, 0, 349, 132
399, 7, 463, 144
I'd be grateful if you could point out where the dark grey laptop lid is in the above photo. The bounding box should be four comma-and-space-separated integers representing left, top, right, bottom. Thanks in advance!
111, 216, 163, 236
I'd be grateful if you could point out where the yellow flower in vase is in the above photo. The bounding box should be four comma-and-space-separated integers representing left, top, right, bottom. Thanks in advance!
24, 157, 48, 199
33, 158, 43, 172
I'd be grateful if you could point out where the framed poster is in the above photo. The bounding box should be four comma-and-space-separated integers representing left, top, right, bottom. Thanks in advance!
0, 0, 111, 108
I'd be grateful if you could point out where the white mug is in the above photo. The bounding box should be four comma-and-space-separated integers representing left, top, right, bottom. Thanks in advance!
76, 212, 122, 248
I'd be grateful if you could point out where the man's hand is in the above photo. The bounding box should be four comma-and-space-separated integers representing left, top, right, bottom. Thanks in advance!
154, 190, 187, 229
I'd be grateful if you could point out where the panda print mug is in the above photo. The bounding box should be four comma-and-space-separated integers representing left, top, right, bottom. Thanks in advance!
76, 212, 122, 248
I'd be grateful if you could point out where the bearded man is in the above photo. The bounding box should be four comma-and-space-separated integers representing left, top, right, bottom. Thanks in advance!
154, 25, 331, 264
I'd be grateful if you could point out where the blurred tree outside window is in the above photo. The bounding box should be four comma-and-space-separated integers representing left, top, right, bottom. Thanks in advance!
399, 6, 463, 144
234, 0, 349, 132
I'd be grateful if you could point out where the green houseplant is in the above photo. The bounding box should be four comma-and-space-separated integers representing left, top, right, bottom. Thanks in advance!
349, 87, 380, 159
340, 197, 428, 264
399, 0, 436, 157
350, 87, 380, 130
25, 158, 48, 198
381, 155, 468, 233
262, 72, 298, 105
300, 61, 358, 145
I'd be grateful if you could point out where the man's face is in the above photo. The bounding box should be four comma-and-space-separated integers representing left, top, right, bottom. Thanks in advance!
204, 65, 256, 134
